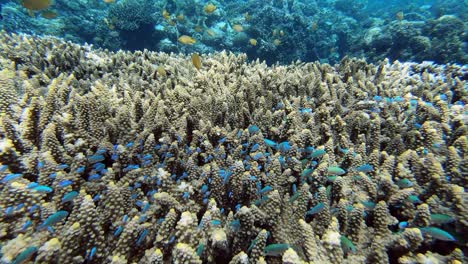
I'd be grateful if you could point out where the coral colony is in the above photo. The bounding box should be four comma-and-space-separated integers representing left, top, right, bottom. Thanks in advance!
0, 31, 466, 263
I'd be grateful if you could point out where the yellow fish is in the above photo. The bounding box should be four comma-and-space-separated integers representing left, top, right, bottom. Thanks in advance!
232, 24, 243, 32
178, 35, 196, 45
249, 38, 257, 46
204, 3, 217, 14
22, 0, 52, 11
191, 53, 202, 70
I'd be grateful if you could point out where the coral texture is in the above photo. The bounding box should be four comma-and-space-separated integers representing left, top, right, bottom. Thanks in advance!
0, 32, 466, 263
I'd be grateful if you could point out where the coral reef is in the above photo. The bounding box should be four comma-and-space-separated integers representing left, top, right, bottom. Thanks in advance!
0, 32, 467, 263
0, 0, 466, 65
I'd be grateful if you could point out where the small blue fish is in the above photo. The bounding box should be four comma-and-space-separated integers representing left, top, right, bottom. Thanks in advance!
252, 153, 264, 160
278, 142, 291, 153
309, 149, 326, 158
360, 201, 376, 210
356, 164, 373, 172
327, 166, 346, 175
96, 149, 107, 155
196, 243, 205, 256
201, 184, 209, 193
123, 164, 139, 172
247, 238, 257, 252
61, 191, 79, 203
340, 235, 356, 254
57, 164, 69, 170
125, 142, 134, 148
430, 214, 455, 225
58, 180, 73, 188
259, 186, 273, 194
26, 182, 39, 189
288, 192, 300, 203
11, 246, 37, 264
93, 163, 106, 172
211, 220, 221, 226
32, 185, 53, 193
21, 220, 32, 231
264, 139, 277, 148
396, 179, 413, 188
89, 174, 101, 181
407, 195, 422, 204
251, 143, 260, 152
75, 166, 85, 173
0, 164, 7, 172
248, 125, 260, 134
398, 221, 408, 230
419, 227, 455, 241
114, 226, 123, 236
85, 247, 97, 261
263, 244, 289, 256
38, 211, 69, 230
136, 229, 148, 245
305, 203, 325, 216
88, 155, 105, 164
2, 173, 23, 183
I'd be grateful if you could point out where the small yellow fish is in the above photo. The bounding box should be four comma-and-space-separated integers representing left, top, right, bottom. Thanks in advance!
244, 12, 251, 22
22, 0, 52, 11
310, 21, 318, 32
232, 24, 243, 32
194, 25, 203, 32
41, 10, 57, 19
249, 38, 257, 46
157, 66, 167, 77
191, 53, 202, 70
279, 30, 285, 37
396, 11, 404, 21
204, 3, 217, 14
176, 14, 185, 22
206, 29, 216, 37
178, 35, 196, 45
273, 39, 281, 46
103, 0, 115, 3
162, 9, 170, 20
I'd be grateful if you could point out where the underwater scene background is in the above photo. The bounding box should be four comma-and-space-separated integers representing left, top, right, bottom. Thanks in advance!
0, 0, 467, 264
0, 0, 467, 65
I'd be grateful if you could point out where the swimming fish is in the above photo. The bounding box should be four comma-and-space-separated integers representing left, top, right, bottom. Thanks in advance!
340, 235, 356, 253
356, 164, 373, 172
263, 244, 289, 256
38, 211, 69, 230
327, 166, 346, 175
178, 35, 196, 45
21, 0, 51, 11
305, 203, 325, 216
11, 246, 37, 264
191, 53, 202, 70
430, 214, 455, 225
396, 179, 413, 188
419, 227, 455, 241
203, 3, 216, 14
61, 191, 79, 203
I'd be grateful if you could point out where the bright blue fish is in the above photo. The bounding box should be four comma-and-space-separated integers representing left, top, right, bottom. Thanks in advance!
0, 164, 7, 172
251, 143, 259, 152
340, 235, 356, 254
58, 180, 73, 188
61, 191, 79, 203
136, 229, 148, 245
264, 139, 277, 148
114, 226, 123, 236
259, 186, 273, 194
11, 246, 37, 264
38, 211, 68, 230
88, 154, 105, 164
75, 166, 85, 173
396, 179, 413, 188
309, 149, 326, 158
26, 182, 39, 189
305, 203, 325, 216
87, 247, 97, 260
263, 244, 289, 256
278, 142, 291, 153
356, 164, 373, 172
32, 185, 53, 193
248, 125, 260, 134
419, 227, 455, 241
2, 173, 23, 183
252, 153, 264, 160
327, 166, 346, 175
57, 164, 69, 170
89, 174, 101, 181
196, 243, 204, 256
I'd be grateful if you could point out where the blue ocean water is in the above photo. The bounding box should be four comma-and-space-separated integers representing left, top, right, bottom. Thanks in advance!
0, 0, 466, 65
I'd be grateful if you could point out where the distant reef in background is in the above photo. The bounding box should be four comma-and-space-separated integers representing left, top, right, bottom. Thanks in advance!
0, 0, 466, 65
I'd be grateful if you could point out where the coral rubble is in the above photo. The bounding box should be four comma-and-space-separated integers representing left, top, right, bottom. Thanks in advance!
0, 32, 467, 263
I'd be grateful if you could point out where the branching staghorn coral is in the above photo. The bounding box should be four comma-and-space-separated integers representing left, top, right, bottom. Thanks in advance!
0, 32, 467, 263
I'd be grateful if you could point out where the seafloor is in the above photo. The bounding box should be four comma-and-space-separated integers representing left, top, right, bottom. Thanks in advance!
0, 32, 466, 264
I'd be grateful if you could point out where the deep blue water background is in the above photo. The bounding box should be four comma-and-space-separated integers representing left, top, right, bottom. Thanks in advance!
0, 0, 466, 65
